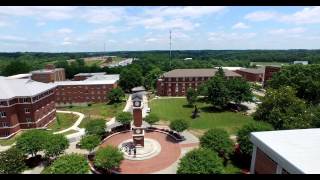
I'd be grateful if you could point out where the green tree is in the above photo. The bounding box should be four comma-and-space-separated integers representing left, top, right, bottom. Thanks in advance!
93, 146, 124, 172
79, 135, 101, 152
227, 78, 253, 105
144, 114, 159, 127
119, 68, 143, 92
107, 87, 125, 103
116, 112, 132, 125
16, 130, 49, 157
45, 154, 89, 174
186, 88, 197, 106
3, 60, 31, 76
145, 67, 163, 90
268, 64, 320, 104
170, 119, 189, 132
253, 86, 312, 130
43, 134, 69, 159
216, 67, 225, 78
237, 122, 274, 157
177, 148, 224, 174
0, 147, 26, 174
205, 76, 230, 109
84, 119, 106, 138
200, 128, 234, 160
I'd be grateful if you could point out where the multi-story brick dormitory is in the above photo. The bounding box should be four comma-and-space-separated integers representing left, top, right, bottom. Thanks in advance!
235, 67, 265, 82
0, 77, 56, 138
156, 69, 241, 96
53, 74, 119, 106
31, 64, 66, 83
263, 66, 281, 87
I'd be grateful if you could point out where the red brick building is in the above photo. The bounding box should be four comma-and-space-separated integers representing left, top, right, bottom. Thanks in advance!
53, 74, 120, 106
250, 129, 320, 174
31, 64, 65, 83
0, 77, 56, 138
263, 66, 281, 87
156, 69, 241, 96
235, 68, 265, 82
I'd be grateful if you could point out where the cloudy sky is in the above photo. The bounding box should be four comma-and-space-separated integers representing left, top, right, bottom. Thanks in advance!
0, 6, 320, 52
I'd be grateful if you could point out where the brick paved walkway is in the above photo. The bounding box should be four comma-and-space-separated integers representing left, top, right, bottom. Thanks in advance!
100, 131, 187, 174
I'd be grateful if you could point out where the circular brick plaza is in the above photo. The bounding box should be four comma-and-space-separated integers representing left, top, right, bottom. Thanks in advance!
100, 131, 182, 174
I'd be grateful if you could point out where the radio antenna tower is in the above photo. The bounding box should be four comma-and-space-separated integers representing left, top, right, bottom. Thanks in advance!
169, 30, 172, 69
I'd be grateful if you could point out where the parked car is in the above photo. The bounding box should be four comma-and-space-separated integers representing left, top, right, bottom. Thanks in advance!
146, 107, 151, 113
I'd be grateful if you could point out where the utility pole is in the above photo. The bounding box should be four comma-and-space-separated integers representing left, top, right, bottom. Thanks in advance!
169, 30, 172, 69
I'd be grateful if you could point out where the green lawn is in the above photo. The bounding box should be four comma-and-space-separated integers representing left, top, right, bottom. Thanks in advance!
149, 98, 254, 135
59, 102, 125, 128
0, 131, 23, 146
47, 113, 78, 132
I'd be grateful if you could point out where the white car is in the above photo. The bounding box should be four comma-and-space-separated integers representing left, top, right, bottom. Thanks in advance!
146, 108, 151, 113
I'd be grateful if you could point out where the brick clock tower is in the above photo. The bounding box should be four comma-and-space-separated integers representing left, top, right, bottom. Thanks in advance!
131, 92, 145, 147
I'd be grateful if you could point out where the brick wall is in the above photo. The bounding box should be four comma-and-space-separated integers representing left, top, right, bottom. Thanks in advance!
235, 70, 263, 82
263, 66, 281, 87
254, 148, 277, 174
133, 108, 142, 127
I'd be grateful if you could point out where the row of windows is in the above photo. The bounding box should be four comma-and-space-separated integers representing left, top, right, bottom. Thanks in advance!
165, 77, 209, 82
58, 85, 109, 90
56, 90, 108, 95
57, 96, 107, 101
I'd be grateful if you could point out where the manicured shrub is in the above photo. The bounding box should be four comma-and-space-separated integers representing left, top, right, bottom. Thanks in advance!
84, 119, 106, 138
107, 87, 125, 103
79, 135, 101, 152
237, 122, 274, 157
93, 146, 124, 172
177, 148, 224, 174
144, 114, 159, 126
44, 154, 89, 174
116, 112, 132, 125
200, 128, 234, 160
0, 147, 26, 174
170, 119, 189, 132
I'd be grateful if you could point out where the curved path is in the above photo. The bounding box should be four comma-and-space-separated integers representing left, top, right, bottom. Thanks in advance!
53, 110, 85, 134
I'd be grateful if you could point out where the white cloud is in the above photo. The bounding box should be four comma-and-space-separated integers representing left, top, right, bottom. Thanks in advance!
91, 26, 120, 34
0, 35, 27, 42
81, 7, 125, 24
208, 32, 256, 41
268, 27, 306, 35
36, 22, 46, 27
245, 11, 278, 21
280, 6, 320, 24
0, 21, 9, 27
0, 6, 75, 20
57, 28, 73, 34
130, 17, 196, 31
232, 22, 249, 29
144, 6, 226, 19
61, 37, 72, 46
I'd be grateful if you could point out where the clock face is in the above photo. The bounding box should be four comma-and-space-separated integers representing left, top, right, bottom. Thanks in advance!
134, 101, 140, 107
135, 129, 141, 134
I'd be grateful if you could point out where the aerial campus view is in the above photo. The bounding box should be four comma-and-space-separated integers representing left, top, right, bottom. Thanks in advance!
0, 6, 320, 175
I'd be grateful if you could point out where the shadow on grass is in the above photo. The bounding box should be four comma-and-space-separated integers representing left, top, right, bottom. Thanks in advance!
182, 104, 194, 108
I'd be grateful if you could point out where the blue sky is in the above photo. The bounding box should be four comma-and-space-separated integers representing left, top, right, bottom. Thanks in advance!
0, 6, 320, 52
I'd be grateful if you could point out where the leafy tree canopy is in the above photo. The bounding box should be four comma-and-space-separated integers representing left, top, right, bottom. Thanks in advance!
93, 146, 124, 171
107, 87, 125, 103
144, 114, 160, 126
170, 119, 189, 132
177, 148, 224, 174
0, 147, 26, 174
116, 112, 132, 125
45, 154, 89, 174
84, 119, 106, 138
79, 135, 101, 152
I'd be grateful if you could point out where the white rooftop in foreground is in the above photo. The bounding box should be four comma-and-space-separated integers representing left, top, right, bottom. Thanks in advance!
250, 128, 320, 174
52, 74, 119, 86
6, 73, 31, 79
0, 77, 55, 99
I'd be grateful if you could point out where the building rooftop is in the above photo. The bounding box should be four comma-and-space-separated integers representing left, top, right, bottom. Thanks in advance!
31, 68, 64, 74
74, 72, 106, 76
237, 67, 265, 74
0, 77, 56, 99
6, 73, 31, 79
162, 68, 241, 78
250, 128, 320, 174
53, 74, 119, 86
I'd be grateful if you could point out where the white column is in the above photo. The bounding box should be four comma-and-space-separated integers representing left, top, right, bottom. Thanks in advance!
250, 145, 257, 174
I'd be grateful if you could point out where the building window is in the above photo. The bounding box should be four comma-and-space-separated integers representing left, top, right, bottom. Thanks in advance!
1, 122, 9, 127
23, 98, 29, 103
26, 118, 32, 123
25, 108, 30, 113
0, 112, 6, 118
4, 131, 10, 137
0, 101, 7, 106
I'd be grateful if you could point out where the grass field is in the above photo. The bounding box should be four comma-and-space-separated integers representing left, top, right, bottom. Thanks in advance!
149, 98, 254, 135
0, 131, 23, 146
47, 113, 78, 132
59, 102, 125, 128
